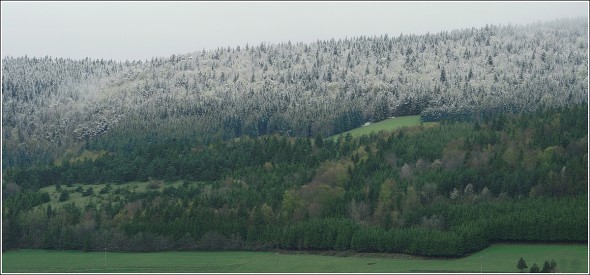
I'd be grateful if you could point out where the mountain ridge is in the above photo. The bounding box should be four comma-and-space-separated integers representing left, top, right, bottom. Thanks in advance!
2, 17, 588, 168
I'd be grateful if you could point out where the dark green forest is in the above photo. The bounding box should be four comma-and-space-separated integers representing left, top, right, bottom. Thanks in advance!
2, 104, 587, 257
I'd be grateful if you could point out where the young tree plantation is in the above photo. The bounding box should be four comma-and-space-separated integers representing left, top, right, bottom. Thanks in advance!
1, 18, 588, 258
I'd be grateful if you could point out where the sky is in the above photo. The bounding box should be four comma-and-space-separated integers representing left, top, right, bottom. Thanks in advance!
2, 1, 588, 61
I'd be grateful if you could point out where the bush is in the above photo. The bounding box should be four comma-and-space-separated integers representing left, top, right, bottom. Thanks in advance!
99, 184, 112, 194
59, 190, 70, 202
147, 180, 163, 190
82, 187, 94, 197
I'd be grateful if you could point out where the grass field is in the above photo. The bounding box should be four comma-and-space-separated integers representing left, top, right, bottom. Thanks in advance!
38, 180, 198, 209
2, 244, 587, 273
329, 115, 437, 140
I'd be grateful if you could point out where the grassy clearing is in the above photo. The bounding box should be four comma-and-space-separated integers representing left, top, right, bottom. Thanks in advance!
2, 244, 587, 273
39, 180, 196, 209
329, 115, 437, 140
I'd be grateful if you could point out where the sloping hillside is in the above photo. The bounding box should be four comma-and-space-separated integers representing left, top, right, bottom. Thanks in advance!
2, 18, 588, 167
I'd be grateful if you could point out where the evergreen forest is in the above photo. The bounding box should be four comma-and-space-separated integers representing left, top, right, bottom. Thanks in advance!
1, 17, 588, 257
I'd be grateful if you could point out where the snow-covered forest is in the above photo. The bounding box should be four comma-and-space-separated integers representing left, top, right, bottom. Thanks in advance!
2, 17, 588, 168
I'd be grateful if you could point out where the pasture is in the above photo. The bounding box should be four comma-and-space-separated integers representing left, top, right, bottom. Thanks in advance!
330, 115, 436, 139
38, 180, 196, 209
2, 244, 587, 273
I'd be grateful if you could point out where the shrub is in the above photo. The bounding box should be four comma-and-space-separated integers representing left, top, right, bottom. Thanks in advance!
82, 187, 94, 197
147, 180, 163, 190
59, 190, 70, 202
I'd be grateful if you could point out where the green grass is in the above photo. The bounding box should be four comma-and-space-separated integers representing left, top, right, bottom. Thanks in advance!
2, 244, 587, 273
39, 180, 196, 209
329, 115, 437, 140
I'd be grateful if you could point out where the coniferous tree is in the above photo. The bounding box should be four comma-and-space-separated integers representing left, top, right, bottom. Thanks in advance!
440, 67, 447, 82
542, 261, 551, 273
59, 190, 69, 202
517, 257, 528, 272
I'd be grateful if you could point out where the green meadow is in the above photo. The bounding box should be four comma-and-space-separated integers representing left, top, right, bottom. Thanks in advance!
330, 115, 437, 139
39, 180, 196, 209
2, 244, 587, 273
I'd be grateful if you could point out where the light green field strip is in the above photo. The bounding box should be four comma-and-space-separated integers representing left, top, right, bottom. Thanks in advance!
2, 244, 587, 273
329, 115, 436, 140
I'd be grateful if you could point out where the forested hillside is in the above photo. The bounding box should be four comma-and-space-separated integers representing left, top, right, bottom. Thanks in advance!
2, 17, 588, 168
1, 16, 588, 257
2, 105, 587, 256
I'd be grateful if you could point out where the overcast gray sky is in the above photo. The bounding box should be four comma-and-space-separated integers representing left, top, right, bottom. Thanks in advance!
2, 1, 588, 61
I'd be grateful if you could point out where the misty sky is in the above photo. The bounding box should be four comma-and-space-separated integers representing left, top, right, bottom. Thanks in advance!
2, 1, 588, 61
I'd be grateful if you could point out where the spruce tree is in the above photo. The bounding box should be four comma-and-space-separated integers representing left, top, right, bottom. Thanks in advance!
517, 257, 528, 272
542, 261, 551, 273
440, 67, 447, 82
